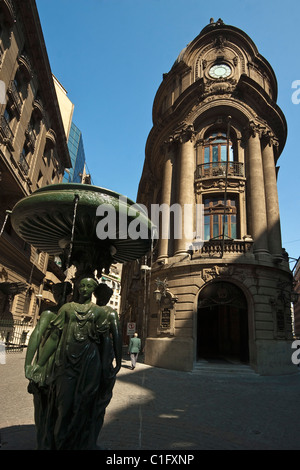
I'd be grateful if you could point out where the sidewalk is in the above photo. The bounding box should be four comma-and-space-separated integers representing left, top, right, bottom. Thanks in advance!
1, 349, 300, 450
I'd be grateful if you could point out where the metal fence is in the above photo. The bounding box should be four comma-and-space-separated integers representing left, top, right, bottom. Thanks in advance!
0, 319, 30, 353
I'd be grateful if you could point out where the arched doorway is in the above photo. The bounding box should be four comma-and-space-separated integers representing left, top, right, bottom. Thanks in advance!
197, 281, 249, 363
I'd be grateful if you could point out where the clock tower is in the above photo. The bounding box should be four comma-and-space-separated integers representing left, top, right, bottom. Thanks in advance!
121, 19, 295, 375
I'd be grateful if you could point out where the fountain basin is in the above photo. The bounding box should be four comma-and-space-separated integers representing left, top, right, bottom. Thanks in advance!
11, 183, 155, 265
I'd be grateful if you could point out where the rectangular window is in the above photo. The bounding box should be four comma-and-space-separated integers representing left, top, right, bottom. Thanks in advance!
204, 147, 210, 165
204, 215, 210, 240
220, 145, 227, 162
204, 196, 238, 240
231, 215, 237, 239
213, 214, 219, 238
212, 146, 218, 166
222, 215, 228, 237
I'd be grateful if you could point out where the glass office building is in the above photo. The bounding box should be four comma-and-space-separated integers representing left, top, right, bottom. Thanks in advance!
63, 122, 86, 183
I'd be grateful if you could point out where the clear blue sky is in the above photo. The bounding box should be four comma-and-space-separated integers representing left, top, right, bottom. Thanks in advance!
36, 0, 300, 265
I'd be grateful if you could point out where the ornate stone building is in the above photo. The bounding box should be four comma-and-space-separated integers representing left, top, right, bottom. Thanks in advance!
293, 259, 300, 337
0, 0, 70, 343
121, 19, 295, 375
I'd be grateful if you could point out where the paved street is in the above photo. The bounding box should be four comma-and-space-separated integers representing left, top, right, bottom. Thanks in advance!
1, 349, 300, 451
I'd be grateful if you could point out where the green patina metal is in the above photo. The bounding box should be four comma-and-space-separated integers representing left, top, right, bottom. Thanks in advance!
11, 183, 153, 263
11, 183, 154, 450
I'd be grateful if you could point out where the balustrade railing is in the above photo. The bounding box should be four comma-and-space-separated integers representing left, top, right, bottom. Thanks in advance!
193, 238, 253, 257
195, 162, 244, 179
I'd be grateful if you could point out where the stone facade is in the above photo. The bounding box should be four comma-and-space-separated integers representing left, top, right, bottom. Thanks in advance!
0, 1, 70, 340
293, 259, 300, 337
120, 19, 295, 375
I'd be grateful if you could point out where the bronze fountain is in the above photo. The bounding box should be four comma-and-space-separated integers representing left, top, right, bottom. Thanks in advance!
11, 183, 155, 450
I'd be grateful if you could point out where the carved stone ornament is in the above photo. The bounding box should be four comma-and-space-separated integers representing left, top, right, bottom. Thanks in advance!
203, 77, 237, 99
196, 180, 245, 193
165, 124, 195, 145
202, 265, 247, 282
213, 34, 227, 52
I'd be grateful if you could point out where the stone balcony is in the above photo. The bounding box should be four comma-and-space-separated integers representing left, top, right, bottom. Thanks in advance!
190, 237, 253, 258
195, 161, 244, 179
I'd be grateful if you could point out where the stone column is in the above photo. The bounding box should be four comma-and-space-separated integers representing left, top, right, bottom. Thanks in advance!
246, 123, 269, 255
261, 133, 282, 259
174, 129, 195, 256
157, 144, 174, 262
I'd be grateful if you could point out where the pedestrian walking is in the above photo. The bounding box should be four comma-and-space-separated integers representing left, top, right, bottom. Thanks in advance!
128, 333, 141, 370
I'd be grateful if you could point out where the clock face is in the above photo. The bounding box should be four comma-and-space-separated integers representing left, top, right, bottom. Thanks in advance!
209, 63, 231, 79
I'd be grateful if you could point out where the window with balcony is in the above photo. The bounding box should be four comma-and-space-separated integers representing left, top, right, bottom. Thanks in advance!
0, 106, 14, 149
7, 74, 23, 118
204, 196, 238, 240
19, 145, 30, 176
203, 131, 233, 166
196, 131, 243, 178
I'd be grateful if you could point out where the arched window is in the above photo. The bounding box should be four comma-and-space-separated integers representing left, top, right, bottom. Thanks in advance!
203, 131, 233, 168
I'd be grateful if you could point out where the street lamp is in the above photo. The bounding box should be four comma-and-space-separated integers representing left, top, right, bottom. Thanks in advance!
154, 278, 168, 303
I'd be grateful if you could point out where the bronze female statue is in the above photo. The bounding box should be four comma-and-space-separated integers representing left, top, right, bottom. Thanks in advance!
26, 277, 122, 450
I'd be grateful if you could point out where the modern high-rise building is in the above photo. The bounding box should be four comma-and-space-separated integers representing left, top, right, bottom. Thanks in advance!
63, 122, 88, 184
121, 19, 296, 375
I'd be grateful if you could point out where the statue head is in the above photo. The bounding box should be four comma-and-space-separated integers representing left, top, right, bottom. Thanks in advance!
77, 277, 98, 302
94, 283, 113, 306
52, 281, 72, 305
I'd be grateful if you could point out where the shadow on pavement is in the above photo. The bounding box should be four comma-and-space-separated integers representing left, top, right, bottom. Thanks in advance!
2, 350, 300, 451
0, 425, 36, 450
